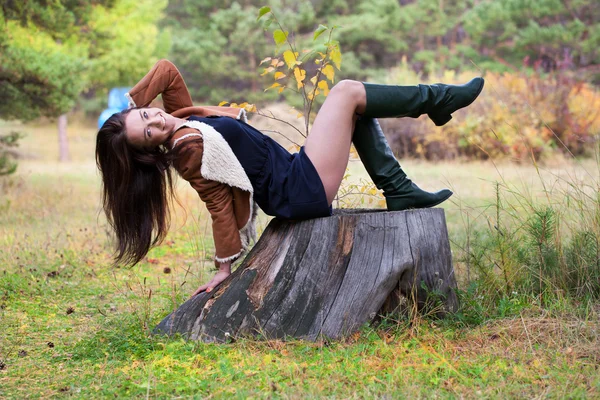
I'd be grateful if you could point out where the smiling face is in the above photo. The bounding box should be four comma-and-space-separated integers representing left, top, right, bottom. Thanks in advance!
124, 107, 179, 149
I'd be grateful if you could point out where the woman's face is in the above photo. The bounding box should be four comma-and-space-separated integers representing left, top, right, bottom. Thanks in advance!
125, 108, 177, 149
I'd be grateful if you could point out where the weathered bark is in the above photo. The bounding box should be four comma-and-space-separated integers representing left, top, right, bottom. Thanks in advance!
58, 114, 70, 162
155, 208, 458, 342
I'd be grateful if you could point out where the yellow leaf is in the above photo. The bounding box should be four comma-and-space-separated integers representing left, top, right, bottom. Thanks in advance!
297, 112, 304, 119
330, 46, 342, 69
230, 103, 238, 108
318, 80, 330, 96
264, 82, 281, 92
238, 102, 248, 109
307, 92, 315, 101
270, 58, 280, 67
277, 61, 285, 67
283, 50, 296, 69
261, 67, 274, 76
278, 86, 285, 94
244, 104, 257, 112
274, 71, 286, 80
322, 65, 335, 82
259, 57, 271, 66
293, 67, 306, 89
218, 101, 229, 106
310, 76, 318, 86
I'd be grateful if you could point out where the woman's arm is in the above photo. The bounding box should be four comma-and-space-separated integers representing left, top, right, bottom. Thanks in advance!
175, 137, 244, 293
191, 261, 231, 296
192, 174, 245, 262
127, 59, 194, 113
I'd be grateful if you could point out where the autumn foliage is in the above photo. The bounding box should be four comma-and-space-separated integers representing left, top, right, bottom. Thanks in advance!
382, 69, 600, 161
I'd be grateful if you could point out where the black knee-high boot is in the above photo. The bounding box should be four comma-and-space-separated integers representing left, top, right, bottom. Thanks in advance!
362, 77, 484, 126
352, 118, 452, 210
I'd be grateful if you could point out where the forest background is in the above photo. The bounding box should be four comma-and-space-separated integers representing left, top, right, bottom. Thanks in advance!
1, 0, 600, 397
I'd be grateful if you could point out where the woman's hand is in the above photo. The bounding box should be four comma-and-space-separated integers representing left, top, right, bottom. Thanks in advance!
191, 262, 231, 297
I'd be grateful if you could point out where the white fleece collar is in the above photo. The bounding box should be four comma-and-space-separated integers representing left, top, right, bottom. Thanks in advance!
177, 120, 253, 193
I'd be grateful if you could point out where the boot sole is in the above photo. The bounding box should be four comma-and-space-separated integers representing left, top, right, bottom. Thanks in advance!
386, 190, 453, 211
429, 77, 485, 127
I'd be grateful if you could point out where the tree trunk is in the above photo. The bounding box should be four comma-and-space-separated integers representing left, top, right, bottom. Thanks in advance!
155, 208, 458, 343
58, 114, 70, 162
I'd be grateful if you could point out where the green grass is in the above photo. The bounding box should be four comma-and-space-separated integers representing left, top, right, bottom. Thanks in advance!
1, 118, 599, 398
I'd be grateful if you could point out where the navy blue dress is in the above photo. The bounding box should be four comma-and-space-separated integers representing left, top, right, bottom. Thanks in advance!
187, 116, 332, 220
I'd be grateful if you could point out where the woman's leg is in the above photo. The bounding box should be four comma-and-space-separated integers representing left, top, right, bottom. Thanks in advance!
303, 80, 367, 205
352, 118, 452, 210
304, 77, 484, 209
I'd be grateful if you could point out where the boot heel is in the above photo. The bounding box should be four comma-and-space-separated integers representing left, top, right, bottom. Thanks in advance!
428, 112, 452, 126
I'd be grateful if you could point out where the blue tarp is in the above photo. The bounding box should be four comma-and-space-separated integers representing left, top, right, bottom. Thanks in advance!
97, 87, 131, 129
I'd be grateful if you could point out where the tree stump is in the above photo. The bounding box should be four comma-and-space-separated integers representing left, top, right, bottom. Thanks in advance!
154, 208, 458, 342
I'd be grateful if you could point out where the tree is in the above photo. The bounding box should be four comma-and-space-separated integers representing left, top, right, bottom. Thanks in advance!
86, 0, 170, 90
162, 0, 319, 104
0, 132, 22, 176
0, 2, 97, 161
0, 0, 168, 161
0, 2, 99, 120
463, 0, 600, 72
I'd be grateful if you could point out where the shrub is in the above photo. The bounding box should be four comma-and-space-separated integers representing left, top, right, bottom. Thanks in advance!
380, 67, 600, 161
0, 131, 22, 176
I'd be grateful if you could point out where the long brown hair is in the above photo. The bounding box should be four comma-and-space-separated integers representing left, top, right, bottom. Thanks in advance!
95, 109, 175, 266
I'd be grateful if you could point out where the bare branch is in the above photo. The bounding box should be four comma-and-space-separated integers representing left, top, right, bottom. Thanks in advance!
259, 130, 302, 147
255, 109, 307, 138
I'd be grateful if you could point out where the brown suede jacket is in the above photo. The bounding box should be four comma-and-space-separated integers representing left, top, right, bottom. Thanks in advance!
127, 59, 254, 263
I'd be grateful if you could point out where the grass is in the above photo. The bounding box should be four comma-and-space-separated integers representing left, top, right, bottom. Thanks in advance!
1, 117, 599, 398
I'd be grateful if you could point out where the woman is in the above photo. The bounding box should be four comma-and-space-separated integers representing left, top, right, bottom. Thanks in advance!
96, 60, 484, 296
